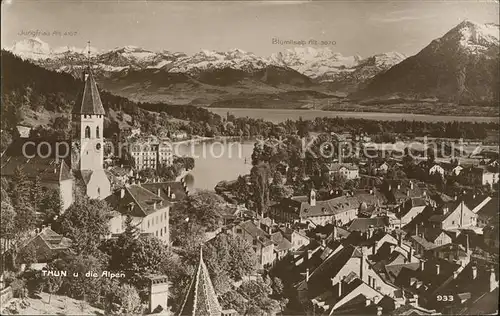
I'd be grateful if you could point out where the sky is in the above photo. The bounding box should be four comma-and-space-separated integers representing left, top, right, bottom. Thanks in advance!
2, 0, 499, 58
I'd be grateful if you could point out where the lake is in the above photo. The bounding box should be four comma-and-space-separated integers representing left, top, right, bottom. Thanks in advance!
175, 139, 255, 191
207, 107, 499, 123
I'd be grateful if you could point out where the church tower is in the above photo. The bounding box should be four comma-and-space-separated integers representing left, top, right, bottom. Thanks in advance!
71, 45, 111, 200
72, 68, 105, 172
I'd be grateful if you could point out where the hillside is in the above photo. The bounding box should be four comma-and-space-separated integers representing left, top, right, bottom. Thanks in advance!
0, 50, 222, 137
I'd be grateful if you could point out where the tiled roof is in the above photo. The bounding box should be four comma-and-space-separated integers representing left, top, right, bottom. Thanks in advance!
428, 201, 463, 223
1, 156, 72, 182
73, 70, 105, 115
270, 231, 293, 252
394, 257, 461, 298
37, 228, 72, 250
384, 263, 420, 283
347, 217, 388, 233
423, 228, 445, 243
293, 195, 361, 218
410, 235, 438, 250
307, 245, 362, 299
141, 181, 187, 202
105, 184, 168, 217
178, 249, 222, 316
237, 220, 273, 246
476, 197, 499, 222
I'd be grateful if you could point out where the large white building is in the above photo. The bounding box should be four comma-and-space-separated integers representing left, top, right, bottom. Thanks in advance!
129, 138, 173, 170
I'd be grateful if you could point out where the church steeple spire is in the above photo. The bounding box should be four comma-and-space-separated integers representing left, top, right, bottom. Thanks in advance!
73, 42, 105, 116
177, 246, 222, 316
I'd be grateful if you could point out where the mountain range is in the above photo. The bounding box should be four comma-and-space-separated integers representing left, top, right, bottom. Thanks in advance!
4, 20, 499, 109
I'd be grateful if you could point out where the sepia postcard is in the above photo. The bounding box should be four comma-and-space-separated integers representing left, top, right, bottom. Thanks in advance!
0, 0, 499, 315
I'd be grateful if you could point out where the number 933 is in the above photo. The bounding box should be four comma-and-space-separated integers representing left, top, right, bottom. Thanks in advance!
436, 295, 454, 302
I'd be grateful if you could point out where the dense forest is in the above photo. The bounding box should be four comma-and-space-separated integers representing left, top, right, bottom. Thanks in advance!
1, 49, 498, 148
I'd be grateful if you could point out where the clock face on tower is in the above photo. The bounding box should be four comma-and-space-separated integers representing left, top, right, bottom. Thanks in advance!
96, 143, 101, 150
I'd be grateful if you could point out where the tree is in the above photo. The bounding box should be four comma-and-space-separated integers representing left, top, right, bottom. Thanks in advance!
108, 283, 142, 315
204, 233, 257, 283
10, 166, 31, 208
172, 191, 225, 232
251, 162, 271, 217
43, 268, 63, 304
39, 188, 63, 225
62, 254, 104, 303
239, 279, 280, 316
269, 184, 294, 202
17, 243, 38, 268
0, 201, 16, 240
56, 197, 111, 255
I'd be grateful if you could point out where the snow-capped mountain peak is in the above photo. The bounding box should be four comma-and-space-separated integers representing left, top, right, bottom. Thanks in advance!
8, 37, 53, 59
441, 19, 499, 54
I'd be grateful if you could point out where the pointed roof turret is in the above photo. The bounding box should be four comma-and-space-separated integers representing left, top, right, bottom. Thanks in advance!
73, 41, 105, 115
73, 69, 105, 115
178, 247, 222, 316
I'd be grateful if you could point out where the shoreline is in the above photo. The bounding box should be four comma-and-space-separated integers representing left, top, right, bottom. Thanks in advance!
206, 107, 499, 123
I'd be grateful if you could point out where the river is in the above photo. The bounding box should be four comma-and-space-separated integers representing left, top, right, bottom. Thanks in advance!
175, 139, 255, 191
206, 107, 499, 123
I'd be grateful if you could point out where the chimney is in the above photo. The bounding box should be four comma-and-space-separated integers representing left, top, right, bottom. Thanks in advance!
388, 184, 392, 191
167, 186, 171, 197
389, 244, 395, 253
338, 277, 342, 297
377, 306, 383, 316
372, 243, 376, 255
454, 195, 458, 201
171, 193, 176, 200
365, 298, 371, 306
490, 268, 497, 292
472, 266, 477, 280
406, 190, 410, 197
83, 71, 89, 81
453, 271, 458, 279
306, 249, 313, 262
397, 184, 401, 190
420, 260, 425, 271
153, 202, 157, 210
436, 264, 440, 275
120, 188, 125, 198
368, 225, 374, 239
306, 268, 310, 282
321, 239, 326, 248
466, 234, 470, 253
408, 247, 413, 263
309, 189, 316, 206
157, 187, 161, 197
360, 248, 366, 282
410, 181, 414, 189
369, 189, 373, 195
120, 164, 123, 168
415, 225, 419, 237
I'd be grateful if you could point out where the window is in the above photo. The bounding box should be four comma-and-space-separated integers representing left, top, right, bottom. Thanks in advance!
85, 126, 91, 138
96, 126, 100, 138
